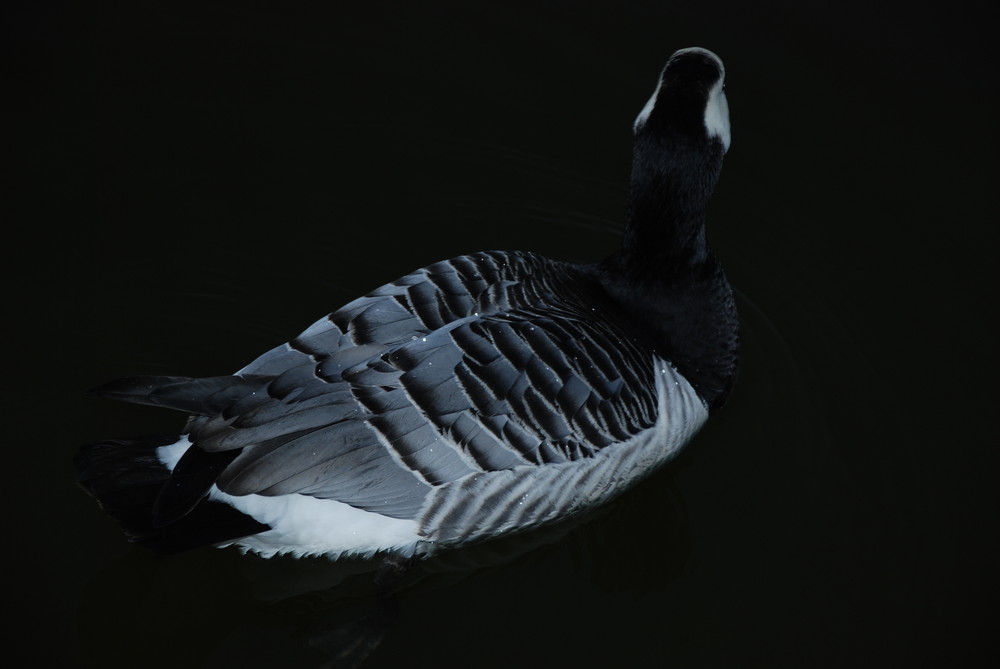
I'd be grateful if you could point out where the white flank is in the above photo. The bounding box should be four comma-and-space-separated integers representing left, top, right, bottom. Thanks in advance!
211, 490, 420, 559
155, 437, 421, 559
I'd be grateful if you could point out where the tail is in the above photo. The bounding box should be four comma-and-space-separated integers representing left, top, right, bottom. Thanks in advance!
78, 374, 272, 554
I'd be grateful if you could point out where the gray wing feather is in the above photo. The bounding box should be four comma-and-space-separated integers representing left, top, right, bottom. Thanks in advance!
190, 251, 661, 522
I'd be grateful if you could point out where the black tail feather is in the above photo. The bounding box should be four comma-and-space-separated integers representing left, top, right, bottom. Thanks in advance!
76, 436, 270, 554
75, 435, 177, 532
153, 446, 242, 527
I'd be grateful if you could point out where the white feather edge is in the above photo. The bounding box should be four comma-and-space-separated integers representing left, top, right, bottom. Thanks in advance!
155, 356, 708, 559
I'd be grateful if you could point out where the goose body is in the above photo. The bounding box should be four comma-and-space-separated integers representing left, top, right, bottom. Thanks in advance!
78, 47, 739, 559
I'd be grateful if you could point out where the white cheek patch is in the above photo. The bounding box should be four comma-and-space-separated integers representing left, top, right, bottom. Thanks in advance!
634, 47, 731, 153
633, 75, 662, 133
705, 83, 731, 152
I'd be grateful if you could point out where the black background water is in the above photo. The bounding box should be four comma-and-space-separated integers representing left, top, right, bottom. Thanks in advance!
8, 1, 998, 667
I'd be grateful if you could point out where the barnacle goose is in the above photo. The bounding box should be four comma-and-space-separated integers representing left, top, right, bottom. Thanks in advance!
77, 47, 739, 560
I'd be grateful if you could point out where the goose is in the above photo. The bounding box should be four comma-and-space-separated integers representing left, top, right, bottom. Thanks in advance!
77, 47, 739, 560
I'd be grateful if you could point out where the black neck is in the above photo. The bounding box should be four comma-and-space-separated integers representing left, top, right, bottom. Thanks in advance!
598, 133, 737, 408
610, 133, 725, 281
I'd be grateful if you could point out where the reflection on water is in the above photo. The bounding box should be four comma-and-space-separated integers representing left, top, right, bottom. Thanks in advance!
77, 470, 691, 669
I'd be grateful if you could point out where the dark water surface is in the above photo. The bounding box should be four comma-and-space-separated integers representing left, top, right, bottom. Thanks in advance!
9, 2, 997, 667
